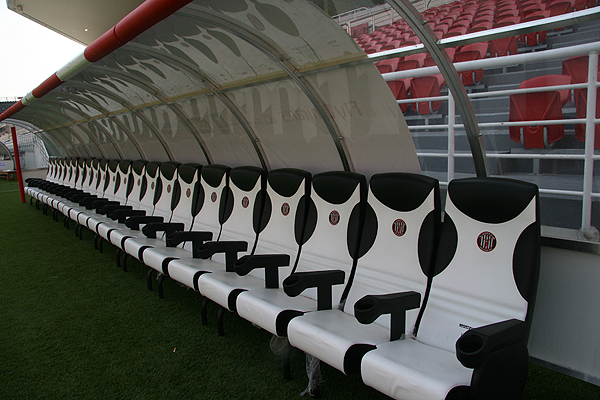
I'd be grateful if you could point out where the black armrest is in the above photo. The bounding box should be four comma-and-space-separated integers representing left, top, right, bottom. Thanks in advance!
166, 231, 213, 258
91, 199, 119, 210
197, 241, 248, 272
234, 254, 290, 289
283, 270, 345, 311
125, 216, 164, 231
70, 192, 91, 203
109, 209, 146, 222
80, 195, 103, 208
98, 204, 132, 215
141, 222, 185, 239
456, 319, 527, 369
354, 292, 421, 341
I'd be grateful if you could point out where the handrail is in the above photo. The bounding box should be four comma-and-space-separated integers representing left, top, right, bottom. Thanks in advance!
390, 45, 600, 241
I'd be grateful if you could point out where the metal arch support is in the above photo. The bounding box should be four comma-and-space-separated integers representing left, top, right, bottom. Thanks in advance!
3, 118, 67, 158
50, 90, 112, 117
37, 99, 123, 159
41, 95, 126, 159
118, 44, 222, 165
17, 108, 92, 158
21, 100, 111, 159
125, 43, 272, 167
84, 65, 179, 161
182, 7, 354, 172
61, 81, 150, 160
385, 0, 488, 177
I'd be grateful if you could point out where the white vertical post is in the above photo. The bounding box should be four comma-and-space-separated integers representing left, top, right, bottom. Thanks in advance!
580, 51, 599, 241
448, 91, 456, 182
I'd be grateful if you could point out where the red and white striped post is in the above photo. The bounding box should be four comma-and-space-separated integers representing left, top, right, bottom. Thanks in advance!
10, 126, 25, 203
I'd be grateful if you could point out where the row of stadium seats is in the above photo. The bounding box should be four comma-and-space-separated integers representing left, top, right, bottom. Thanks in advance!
357, 0, 596, 53
509, 55, 600, 148
25, 158, 541, 400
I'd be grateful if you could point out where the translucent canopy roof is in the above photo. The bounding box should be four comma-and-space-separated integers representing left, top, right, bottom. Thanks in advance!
1, 0, 421, 177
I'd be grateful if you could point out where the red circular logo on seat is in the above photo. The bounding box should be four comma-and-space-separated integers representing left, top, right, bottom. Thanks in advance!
211, 192, 217, 202
186, 188, 191, 198
137, 179, 141, 186
329, 210, 340, 226
281, 202, 290, 216
392, 219, 407, 237
477, 231, 497, 252
167, 184, 172, 193
123, 178, 127, 184
112, 176, 116, 182
242, 196, 249, 208
151, 182, 155, 190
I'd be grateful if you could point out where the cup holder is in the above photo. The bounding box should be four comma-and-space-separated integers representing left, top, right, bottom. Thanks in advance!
355, 297, 376, 312
458, 333, 484, 355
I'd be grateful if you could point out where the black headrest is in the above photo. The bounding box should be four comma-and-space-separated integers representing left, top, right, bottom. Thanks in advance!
108, 160, 120, 173
145, 162, 161, 178
370, 173, 439, 212
201, 165, 230, 188
230, 166, 266, 191
268, 168, 311, 197
132, 160, 148, 175
178, 163, 202, 184
118, 160, 132, 174
448, 177, 538, 224
160, 162, 181, 180
312, 171, 365, 205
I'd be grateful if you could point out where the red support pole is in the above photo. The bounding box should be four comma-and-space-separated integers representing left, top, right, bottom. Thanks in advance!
10, 126, 26, 203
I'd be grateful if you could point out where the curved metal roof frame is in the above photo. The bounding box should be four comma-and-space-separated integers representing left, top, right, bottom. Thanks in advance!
0, 140, 13, 163
61, 80, 159, 159
4, 119, 65, 157
181, 5, 354, 171
17, 101, 110, 158
0, 0, 421, 175
17, 108, 90, 157
385, 0, 488, 177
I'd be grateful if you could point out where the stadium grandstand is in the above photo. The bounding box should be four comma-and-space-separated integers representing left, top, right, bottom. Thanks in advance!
1, 0, 600, 399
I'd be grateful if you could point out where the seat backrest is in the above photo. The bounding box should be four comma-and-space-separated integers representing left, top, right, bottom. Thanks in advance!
64, 158, 79, 188
138, 161, 162, 213
416, 178, 540, 353
509, 91, 564, 148
102, 160, 121, 201
95, 159, 110, 198
218, 166, 267, 244
343, 173, 441, 335
240, 168, 312, 283
519, 74, 572, 105
111, 160, 133, 205
294, 171, 367, 308
80, 158, 96, 194
188, 164, 231, 235
126, 160, 149, 210
166, 163, 202, 228
207, 166, 268, 265
74, 158, 87, 190
562, 55, 600, 84
152, 161, 182, 220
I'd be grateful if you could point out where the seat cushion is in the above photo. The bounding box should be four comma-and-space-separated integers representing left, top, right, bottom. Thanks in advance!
361, 339, 472, 400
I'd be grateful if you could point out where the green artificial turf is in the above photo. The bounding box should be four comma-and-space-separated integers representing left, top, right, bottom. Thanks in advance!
1, 179, 599, 400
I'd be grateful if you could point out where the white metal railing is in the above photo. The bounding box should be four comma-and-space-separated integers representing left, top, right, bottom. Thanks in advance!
381, 44, 600, 240
334, 4, 400, 36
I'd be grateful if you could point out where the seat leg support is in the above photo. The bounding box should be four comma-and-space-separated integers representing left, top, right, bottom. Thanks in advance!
147, 269, 154, 290
157, 273, 165, 299
121, 252, 128, 272
283, 342, 293, 381
217, 307, 226, 337
201, 298, 209, 325
115, 248, 121, 267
